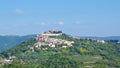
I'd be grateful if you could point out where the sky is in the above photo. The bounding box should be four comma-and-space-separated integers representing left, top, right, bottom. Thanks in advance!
0, 0, 120, 36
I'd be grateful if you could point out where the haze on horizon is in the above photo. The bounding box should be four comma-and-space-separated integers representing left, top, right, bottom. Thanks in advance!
0, 0, 120, 36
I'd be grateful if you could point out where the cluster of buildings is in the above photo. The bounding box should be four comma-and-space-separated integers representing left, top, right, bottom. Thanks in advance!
41, 29, 62, 37
97, 40, 105, 43
97, 39, 119, 44
30, 30, 74, 51
0, 56, 16, 63
35, 37, 74, 48
94, 39, 119, 44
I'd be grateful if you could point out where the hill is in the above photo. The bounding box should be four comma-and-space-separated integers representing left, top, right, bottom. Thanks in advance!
0, 32, 120, 68
0, 35, 35, 53
79, 36, 120, 42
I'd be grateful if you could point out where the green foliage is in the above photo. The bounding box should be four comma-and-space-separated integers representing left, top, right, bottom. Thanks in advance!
0, 34, 120, 68
1, 38, 36, 57
0, 35, 35, 53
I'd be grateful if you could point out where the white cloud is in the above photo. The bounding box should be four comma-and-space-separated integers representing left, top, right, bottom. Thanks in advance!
36, 22, 46, 26
75, 21, 81, 25
58, 21, 64, 26
40, 22, 46, 26
14, 9, 24, 14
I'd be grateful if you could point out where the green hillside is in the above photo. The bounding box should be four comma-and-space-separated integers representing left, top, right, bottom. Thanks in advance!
0, 34, 120, 68
0, 35, 35, 53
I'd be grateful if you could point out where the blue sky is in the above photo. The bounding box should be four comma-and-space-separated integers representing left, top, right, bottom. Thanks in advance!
0, 0, 120, 36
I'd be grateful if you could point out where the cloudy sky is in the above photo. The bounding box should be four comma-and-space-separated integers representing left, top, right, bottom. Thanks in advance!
0, 0, 120, 36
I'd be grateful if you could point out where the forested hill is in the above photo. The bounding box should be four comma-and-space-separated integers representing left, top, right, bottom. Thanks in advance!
0, 34, 120, 68
79, 36, 120, 42
0, 35, 35, 53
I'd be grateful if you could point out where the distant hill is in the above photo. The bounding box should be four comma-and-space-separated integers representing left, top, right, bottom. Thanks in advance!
0, 35, 35, 53
79, 36, 120, 41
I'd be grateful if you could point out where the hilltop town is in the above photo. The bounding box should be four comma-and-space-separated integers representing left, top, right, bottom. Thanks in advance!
1, 30, 119, 65
30, 30, 74, 51
0, 30, 120, 68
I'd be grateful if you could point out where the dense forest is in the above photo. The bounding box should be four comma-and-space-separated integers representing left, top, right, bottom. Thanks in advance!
0, 34, 120, 68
